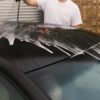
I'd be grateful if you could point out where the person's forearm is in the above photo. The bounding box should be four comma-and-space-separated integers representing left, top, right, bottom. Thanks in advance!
23, 0, 37, 6
72, 24, 82, 29
23, 0, 33, 5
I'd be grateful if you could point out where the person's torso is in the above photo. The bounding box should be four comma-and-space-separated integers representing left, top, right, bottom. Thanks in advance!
43, 0, 77, 26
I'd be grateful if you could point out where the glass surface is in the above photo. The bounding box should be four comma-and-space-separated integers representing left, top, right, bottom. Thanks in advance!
0, 73, 28, 100
29, 61, 100, 100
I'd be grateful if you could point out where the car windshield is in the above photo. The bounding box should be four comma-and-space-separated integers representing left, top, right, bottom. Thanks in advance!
27, 60, 100, 100
0, 72, 28, 100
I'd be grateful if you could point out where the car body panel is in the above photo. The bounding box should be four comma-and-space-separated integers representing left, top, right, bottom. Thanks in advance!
0, 57, 49, 100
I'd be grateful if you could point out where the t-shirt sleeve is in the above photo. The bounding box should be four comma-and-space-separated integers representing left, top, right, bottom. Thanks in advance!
71, 5, 83, 26
37, 0, 46, 11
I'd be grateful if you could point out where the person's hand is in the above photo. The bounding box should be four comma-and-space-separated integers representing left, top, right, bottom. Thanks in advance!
72, 24, 82, 29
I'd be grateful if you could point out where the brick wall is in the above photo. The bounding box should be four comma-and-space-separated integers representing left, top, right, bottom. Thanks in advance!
73, 0, 100, 34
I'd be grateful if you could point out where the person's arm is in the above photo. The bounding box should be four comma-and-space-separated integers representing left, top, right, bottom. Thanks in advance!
23, 0, 38, 6
71, 5, 83, 28
72, 24, 82, 29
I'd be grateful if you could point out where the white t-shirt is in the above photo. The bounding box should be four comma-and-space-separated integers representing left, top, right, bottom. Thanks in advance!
37, 0, 83, 27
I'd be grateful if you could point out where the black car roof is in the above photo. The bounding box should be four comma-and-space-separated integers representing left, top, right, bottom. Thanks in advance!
0, 22, 100, 73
